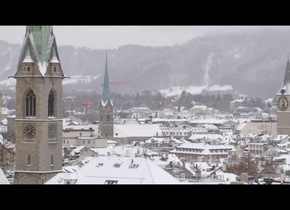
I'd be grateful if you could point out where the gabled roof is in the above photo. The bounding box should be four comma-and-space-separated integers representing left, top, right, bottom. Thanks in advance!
22, 47, 34, 63
14, 25, 65, 77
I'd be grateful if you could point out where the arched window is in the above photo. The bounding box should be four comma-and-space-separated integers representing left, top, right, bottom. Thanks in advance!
51, 155, 54, 166
48, 90, 54, 117
28, 154, 31, 166
26, 89, 36, 117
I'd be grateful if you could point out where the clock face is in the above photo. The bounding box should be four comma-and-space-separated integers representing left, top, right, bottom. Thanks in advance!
278, 96, 288, 111
24, 124, 36, 139
48, 124, 57, 138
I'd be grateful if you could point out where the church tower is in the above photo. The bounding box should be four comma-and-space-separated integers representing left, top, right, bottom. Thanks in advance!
98, 54, 114, 139
277, 59, 290, 135
12, 26, 66, 184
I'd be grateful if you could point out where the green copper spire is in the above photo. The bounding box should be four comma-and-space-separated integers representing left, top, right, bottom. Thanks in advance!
14, 25, 65, 78
22, 47, 33, 63
50, 46, 59, 63
284, 58, 290, 86
27, 26, 52, 63
101, 53, 111, 103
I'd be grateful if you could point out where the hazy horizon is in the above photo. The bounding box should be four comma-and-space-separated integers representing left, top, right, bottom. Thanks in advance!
0, 25, 286, 50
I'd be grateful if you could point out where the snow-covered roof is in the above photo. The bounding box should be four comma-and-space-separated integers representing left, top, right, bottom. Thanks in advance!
114, 124, 162, 138
46, 156, 180, 184
190, 105, 208, 111
188, 133, 223, 141
171, 141, 234, 155
263, 148, 281, 157
236, 122, 247, 131
0, 168, 10, 184
145, 137, 166, 144
272, 135, 288, 141
189, 118, 235, 125
202, 124, 218, 130
231, 99, 244, 103
91, 145, 151, 157
70, 146, 85, 156
107, 140, 117, 144
62, 166, 79, 173
151, 153, 183, 169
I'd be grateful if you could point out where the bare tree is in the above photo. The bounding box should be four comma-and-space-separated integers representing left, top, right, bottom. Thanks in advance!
226, 154, 259, 176
260, 159, 277, 176
0, 137, 13, 168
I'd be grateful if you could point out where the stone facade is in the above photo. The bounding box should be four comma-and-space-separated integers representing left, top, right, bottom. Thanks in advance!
99, 102, 114, 138
13, 26, 65, 184
277, 93, 290, 135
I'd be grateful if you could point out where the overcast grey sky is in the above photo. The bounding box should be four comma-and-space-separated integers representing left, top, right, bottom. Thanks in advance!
0, 25, 281, 49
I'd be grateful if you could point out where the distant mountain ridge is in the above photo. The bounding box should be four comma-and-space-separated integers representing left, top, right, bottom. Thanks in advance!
1, 27, 290, 99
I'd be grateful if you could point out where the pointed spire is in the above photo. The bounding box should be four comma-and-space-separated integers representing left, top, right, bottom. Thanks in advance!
101, 52, 111, 103
284, 58, 290, 86
26, 26, 53, 63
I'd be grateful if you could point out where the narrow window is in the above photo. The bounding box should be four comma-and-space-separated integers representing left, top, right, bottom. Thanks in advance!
27, 67, 30, 71
28, 154, 31, 166
51, 155, 54, 166
26, 89, 36, 117
54, 66, 57, 72
107, 115, 110, 122
48, 90, 54, 117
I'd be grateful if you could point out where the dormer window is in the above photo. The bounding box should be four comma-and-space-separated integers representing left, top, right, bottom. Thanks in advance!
27, 67, 30, 71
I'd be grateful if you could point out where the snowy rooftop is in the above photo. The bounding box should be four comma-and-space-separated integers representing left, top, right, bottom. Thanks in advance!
171, 141, 234, 155
46, 156, 180, 184
188, 133, 223, 141
91, 145, 152, 157
189, 118, 235, 125
114, 124, 161, 138
0, 167, 10, 184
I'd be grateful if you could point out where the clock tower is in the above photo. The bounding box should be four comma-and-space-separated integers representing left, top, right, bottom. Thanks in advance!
12, 26, 66, 184
277, 59, 290, 135
98, 54, 114, 139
